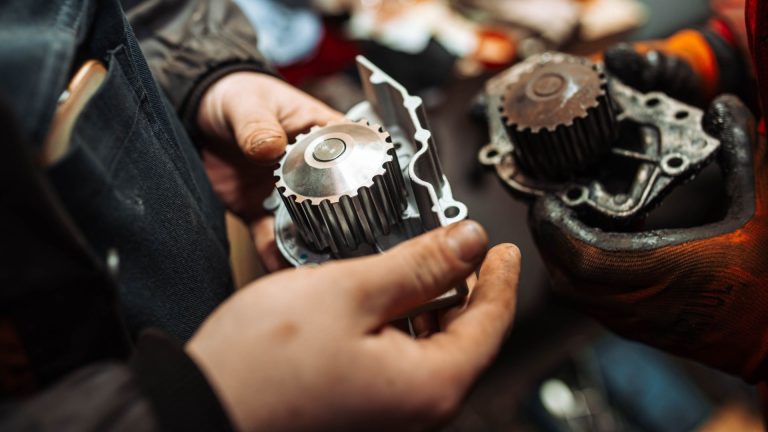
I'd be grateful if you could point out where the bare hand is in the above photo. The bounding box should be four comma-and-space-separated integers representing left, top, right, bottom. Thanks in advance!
197, 72, 344, 271
187, 221, 521, 431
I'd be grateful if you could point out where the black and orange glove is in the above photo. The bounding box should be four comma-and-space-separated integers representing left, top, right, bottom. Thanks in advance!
529, 95, 768, 382
601, 21, 746, 105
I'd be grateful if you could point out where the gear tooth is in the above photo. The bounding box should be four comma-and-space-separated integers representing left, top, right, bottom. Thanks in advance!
325, 119, 347, 127
274, 177, 287, 191
273, 119, 408, 254
370, 122, 394, 148
500, 53, 617, 179
291, 132, 308, 144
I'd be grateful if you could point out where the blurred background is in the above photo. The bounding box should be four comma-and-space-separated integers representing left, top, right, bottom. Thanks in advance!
226, 1, 763, 430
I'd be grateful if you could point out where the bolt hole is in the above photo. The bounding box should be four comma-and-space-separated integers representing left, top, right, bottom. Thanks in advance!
646, 98, 660, 107
675, 110, 689, 120
444, 206, 461, 218
486, 149, 499, 159
666, 156, 684, 169
566, 187, 585, 202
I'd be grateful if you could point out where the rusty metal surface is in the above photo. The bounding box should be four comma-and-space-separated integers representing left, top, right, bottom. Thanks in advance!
500, 54, 617, 179
480, 52, 721, 220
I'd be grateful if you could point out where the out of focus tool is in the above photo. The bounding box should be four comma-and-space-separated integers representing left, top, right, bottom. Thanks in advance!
42, 60, 107, 166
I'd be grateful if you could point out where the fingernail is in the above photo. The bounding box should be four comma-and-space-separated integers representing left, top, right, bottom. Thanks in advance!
446, 221, 487, 263
246, 134, 285, 162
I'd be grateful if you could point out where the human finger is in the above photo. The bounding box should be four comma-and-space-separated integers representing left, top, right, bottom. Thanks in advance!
334, 221, 488, 327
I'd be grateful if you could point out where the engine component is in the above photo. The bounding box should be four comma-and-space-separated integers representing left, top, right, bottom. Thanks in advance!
275, 120, 407, 254
267, 56, 469, 316
479, 52, 720, 219
500, 55, 618, 178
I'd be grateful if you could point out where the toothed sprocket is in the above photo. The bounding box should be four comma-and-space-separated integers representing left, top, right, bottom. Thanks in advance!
274, 120, 407, 254
500, 53, 618, 179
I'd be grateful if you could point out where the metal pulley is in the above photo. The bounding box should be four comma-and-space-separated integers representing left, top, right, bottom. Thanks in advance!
267, 56, 469, 316
500, 55, 618, 179
480, 52, 721, 220
275, 120, 407, 254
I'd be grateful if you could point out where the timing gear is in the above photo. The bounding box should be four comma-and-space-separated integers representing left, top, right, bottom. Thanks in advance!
499, 54, 618, 179
274, 120, 408, 254
480, 51, 720, 220
266, 57, 468, 319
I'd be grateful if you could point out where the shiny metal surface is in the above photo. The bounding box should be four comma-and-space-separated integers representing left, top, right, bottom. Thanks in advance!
269, 56, 469, 317
275, 120, 408, 253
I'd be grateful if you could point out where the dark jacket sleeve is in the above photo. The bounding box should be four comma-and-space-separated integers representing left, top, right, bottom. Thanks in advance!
124, 0, 275, 134
0, 331, 233, 432
0, 364, 160, 432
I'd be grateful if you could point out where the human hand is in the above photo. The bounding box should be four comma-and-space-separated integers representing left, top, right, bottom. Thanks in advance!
602, 25, 742, 105
529, 95, 768, 382
197, 72, 344, 271
186, 221, 521, 431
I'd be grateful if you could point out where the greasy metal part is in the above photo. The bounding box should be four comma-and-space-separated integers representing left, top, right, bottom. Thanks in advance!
479, 52, 721, 219
500, 55, 618, 178
269, 56, 469, 316
275, 120, 407, 254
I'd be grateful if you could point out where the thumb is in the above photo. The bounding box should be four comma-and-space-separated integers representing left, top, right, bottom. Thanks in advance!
208, 72, 345, 163
226, 101, 288, 163
334, 221, 488, 326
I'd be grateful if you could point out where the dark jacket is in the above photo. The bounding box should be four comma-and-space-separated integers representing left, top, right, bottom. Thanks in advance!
0, 0, 270, 429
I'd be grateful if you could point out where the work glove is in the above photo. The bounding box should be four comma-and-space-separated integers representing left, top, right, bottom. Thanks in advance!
602, 23, 745, 106
529, 95, 768, 382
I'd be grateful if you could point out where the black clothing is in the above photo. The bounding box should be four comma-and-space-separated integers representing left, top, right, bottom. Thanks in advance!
0, 0, 270, 429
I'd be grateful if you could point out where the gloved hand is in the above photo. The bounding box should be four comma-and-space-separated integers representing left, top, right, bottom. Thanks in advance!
602, 23, 744, 105
196, 72, 345, 272
529, 95, 768, 382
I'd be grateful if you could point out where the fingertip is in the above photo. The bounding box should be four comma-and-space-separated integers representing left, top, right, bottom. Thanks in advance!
444, 220, 488, 265
604, 43, 641, 70
251, 217, 290, 272
243, 130, 287, 161
479, 244, 521, 285
348, 222, 488, 321
321, 108, 346, 123
493, 243, 521, 263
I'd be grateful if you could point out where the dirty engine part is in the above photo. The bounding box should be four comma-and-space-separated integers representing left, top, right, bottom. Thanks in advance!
479, 52, 720, 220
